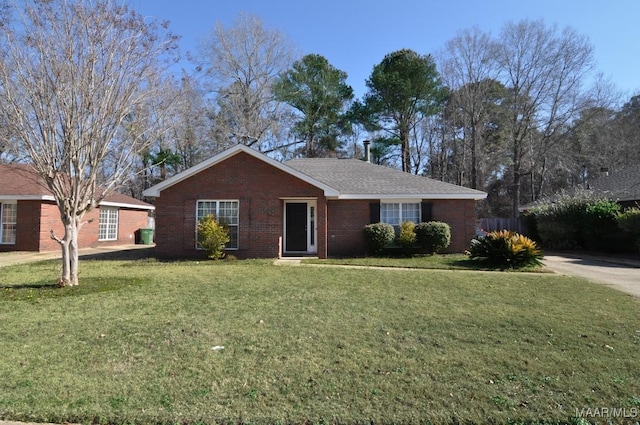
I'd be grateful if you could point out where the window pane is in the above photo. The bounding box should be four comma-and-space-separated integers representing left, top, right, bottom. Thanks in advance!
1, 203, 16, 244
197, 201, 216, 221
99, 208, 118, 241
227, 226, 238, 249
218, 201, 238, 225
196, 200, 239, 250
381, 203, 400, 226
402, 203, 421, 223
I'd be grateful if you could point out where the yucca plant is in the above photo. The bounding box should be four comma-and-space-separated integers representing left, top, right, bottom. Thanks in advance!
467, 230, 543, 269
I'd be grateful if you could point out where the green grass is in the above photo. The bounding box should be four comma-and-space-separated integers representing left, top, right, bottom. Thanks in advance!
302, 253, 551, 272
0, 257, 639, 424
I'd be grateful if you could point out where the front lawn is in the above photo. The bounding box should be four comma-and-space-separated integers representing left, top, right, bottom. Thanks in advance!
0, 257, 638, 424
302, 253, 549, 271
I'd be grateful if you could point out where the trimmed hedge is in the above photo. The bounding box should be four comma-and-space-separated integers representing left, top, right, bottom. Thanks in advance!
526, 192, 628, 252
397, 221, 417, 249
363, 222, 395, 254
618, 207, 640, 251
415, 221, 451, 254
364, 221, 451, 256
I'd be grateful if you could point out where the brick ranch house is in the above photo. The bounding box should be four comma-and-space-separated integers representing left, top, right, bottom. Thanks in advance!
0, 164, 154, 252
143, 144, 487, 259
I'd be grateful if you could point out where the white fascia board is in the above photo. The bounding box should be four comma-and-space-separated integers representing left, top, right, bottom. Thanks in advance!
143, 144, 340, 198
99, 201, 155, 211
336, 193, 488, 201
0, 195, 56, 201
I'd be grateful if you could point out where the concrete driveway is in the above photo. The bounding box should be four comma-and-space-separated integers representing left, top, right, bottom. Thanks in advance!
543, 254, 640, 298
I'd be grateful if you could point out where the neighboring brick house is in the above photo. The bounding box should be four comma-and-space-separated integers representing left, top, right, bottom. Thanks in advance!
0, 164, 154, 252
143, 145, 487, 259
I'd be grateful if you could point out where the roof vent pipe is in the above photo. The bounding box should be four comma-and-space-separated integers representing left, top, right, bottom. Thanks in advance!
363, 140, 370, 163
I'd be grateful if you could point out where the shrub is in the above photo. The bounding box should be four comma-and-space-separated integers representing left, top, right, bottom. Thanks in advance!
397, 221, 417, 249
584, 200, 621, 249
618, 207, 640, 235
528, 191, 622, 251
197, 214, 230, 260
363, 222, 395, 254
618, 208, 640, 251
467, 230, 543, 269
415, 221, 451, 253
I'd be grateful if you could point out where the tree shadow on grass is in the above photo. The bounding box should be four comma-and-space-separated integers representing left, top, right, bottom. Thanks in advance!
0, 276, 150, 302
79, 246, 157, 262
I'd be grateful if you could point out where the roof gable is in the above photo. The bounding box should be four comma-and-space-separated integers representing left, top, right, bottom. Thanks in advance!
142, 144, 340, 198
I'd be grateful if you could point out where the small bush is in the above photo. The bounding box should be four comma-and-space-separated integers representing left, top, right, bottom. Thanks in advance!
397, 221, 417, 248
197, 214, 230, 260
467, 230, 543, 269
364, 222, 395, 254
618, 208, 640, 251
529, 191, 623, 251
584, 200, 621, 249
618, 207, 640, 235
415, 221, 451, 253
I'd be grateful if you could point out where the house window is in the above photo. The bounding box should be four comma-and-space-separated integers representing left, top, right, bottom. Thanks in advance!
380, 202, 421, 228
98, 207, 119, 241
0, 202, 17, 244
196, 200, 239, 249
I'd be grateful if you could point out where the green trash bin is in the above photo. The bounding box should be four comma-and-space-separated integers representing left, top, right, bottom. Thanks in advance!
139, 228, 153, 245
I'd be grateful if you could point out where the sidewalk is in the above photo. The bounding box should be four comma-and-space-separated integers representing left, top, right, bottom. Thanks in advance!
0, 244, 155, 268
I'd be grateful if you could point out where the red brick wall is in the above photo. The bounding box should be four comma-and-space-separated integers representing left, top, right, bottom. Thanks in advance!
40, 203, 148, 251
326, 199, 477, 257
431, 199, 477, 253
0, 200, 149, 252
327, 200, 370, 257
154, 152, 326, 259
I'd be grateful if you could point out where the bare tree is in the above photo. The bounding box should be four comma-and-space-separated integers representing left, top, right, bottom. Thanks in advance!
0, 0, 178, 286
496, 19, 595, 217
127, 72, 216, 199
438, 28, 502, 189
197, 13, 298, 152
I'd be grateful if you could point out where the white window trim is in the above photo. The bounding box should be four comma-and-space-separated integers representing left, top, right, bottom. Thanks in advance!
98, 207, 119, 241
0, 201, 17, 245
195, 199, 239, 250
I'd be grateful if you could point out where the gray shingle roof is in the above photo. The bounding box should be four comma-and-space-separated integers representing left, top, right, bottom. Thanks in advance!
589, 168, 640, 202
285, 158, 486, 199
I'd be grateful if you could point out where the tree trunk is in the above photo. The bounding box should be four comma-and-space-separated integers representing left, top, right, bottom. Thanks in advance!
400, 121, 411, 173
512, 171, 521, 219
470, 121, 478, 190
58, 219, 80, 287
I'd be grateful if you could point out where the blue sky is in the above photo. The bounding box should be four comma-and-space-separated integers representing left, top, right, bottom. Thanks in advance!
134, 0, 640, 100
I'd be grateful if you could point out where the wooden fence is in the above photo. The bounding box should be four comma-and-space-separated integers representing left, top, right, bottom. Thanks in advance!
478, 217, 528, 235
